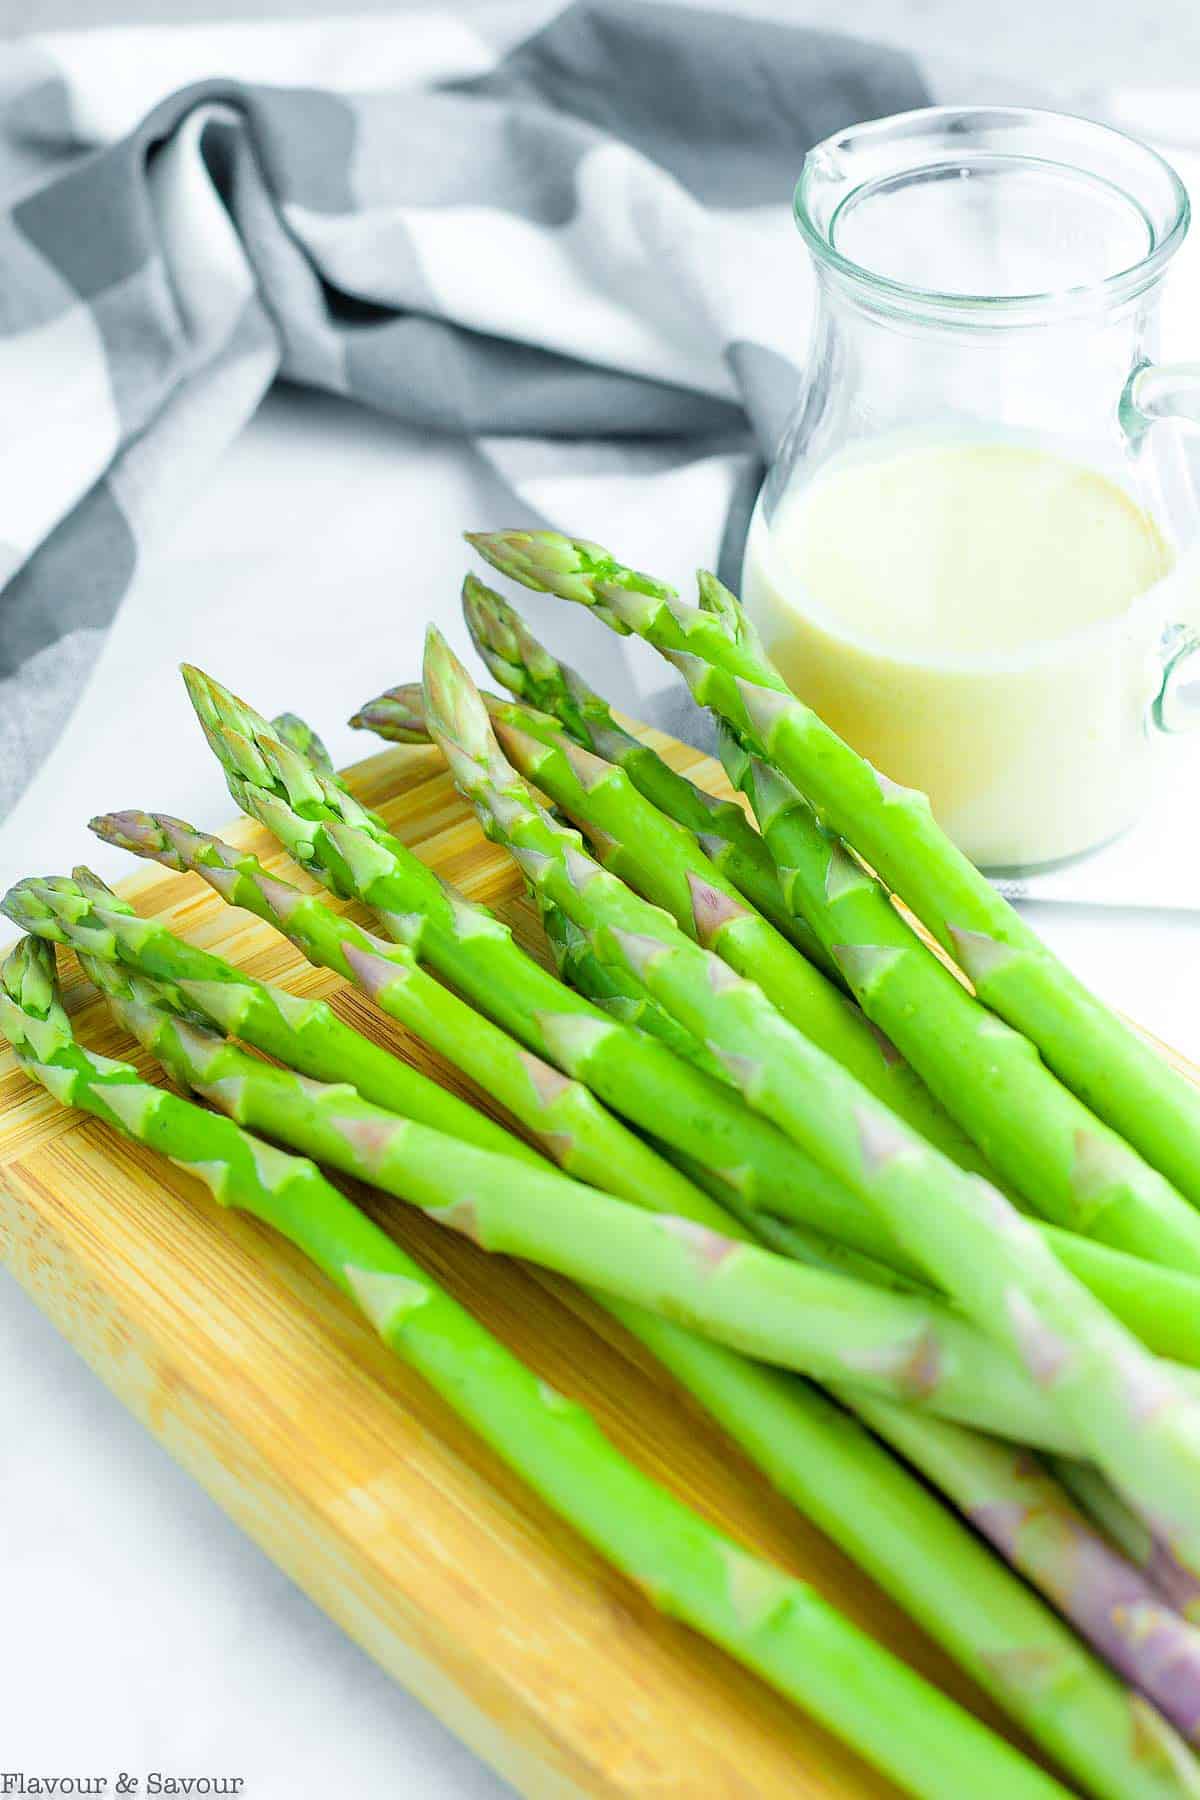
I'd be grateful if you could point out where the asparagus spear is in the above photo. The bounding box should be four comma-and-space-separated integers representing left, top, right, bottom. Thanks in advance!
197, 662, 904, 1135
8, 941, 1069, 1800
855, 1398, 1200, 1744
347, 651, 1200, 1362
488, 672, 1200, 1276
74, 948, 1083, 1444
270, 711, 342, 777
537, 879, 1200, 1364
82, 950, 1200, 1776
467, 529, 1200, 1210
6, 869, 720, 1229
623, 1320, 1200, 1798
351, 672, 1013, 1191
1053, 1459, 1200, 1626
83, 815, 1200, 1367
424, 625, 1200, 1583
57, 954, 1193, 1797
170, 666, 884, 1236
85, 817, 892, 1255
545, 905, 1200, 1328
348, 683, 430, 745
540, 900, 730, 1085
345, 652, 1200, 1360
455, 574, 844, 979
26, 867, 537, 1168
346, 673, 761, 1087
717, 739, 1200, 1272
482, 690, 1001, 1175
83, 819, 1200, 1375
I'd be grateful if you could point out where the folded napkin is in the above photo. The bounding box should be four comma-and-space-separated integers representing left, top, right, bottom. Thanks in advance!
1, 4, 1198, 909
0, 1, 934, 815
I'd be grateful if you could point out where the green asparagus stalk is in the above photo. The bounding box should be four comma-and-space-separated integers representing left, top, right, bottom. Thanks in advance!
478, 687, 995, 1174
467, 529, 1200, 1210
170, 665, 886, 1236
6, 868, 720, 1229
538, 923, 943, 1294
345, 676, 741, 1087
350, 655, 843, 1003
7, 940, 1070, 1800
81, 848, 1200, 1373
73, 949, 1083, 1446
538, 886, 1200, 1361
540, 900, 730, 1085
77, 931, 876, 1291
82, 951, 1200, 1775
85, 817, 892, 1257
348, 654, 1200, 1364
541, 894, 1200, 1369
65, 955, 1194, 1798
1053, 1459, 1200, 1626
539, 914, 956, 1291
490, 661, 1200, 1276
196, 664, 887, 1107
717, 739, 1200, 1272
26, 867, 536, 1168
455, 574, 844, 979
270, 711, 342, 778
424, 624, 1200, 1583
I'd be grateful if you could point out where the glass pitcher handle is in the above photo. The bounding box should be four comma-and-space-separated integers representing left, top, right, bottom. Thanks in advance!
1126, 361, 1200, 428
1154, 623, 1200, 732
1129, 360, 1200, 426
1121, 361, 1200, 732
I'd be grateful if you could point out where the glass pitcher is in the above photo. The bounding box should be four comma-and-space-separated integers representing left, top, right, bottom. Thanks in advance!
741, 107, 1200, 873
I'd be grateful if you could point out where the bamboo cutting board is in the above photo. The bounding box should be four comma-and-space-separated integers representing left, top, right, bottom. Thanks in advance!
4, 725, 1173, 1799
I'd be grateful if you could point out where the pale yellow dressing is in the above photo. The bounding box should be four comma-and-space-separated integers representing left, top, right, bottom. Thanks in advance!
742, 441, 1177, 869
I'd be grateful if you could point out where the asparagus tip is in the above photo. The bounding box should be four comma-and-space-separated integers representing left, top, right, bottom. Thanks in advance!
89, 809, 159, 852
349, 683, 431, 744
422, 628, 498, 772
270, 711, 336, 777
1, 932, 58, 1015
460, 569, 493, 604
178, 661, 208, 705
71, 865, 117, 901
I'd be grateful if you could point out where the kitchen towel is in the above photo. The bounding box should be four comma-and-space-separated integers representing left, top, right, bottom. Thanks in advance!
0, 2, 1198, 907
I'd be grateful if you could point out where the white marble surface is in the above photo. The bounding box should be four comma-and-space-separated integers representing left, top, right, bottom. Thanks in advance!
6, 9, 1200, 1800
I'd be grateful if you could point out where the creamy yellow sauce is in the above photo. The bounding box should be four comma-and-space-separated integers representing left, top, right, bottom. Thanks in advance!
742, 441, 1176, 869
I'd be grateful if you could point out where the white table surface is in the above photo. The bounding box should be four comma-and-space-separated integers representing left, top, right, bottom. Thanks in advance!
6, 1, 1200, 1789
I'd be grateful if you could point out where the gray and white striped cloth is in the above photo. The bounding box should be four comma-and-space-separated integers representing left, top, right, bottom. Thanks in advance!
0, 1, 940, 815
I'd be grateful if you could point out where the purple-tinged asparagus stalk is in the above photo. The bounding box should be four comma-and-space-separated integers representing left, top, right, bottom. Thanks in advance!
861, 1398, 1200, 1743
1053, 1459, 1200, 1627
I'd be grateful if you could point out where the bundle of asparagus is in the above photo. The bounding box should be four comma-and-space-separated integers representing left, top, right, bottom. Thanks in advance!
442, 585, 1200, 1272
10, 519, 1200, 1798
7, 902, 1198, 1796
417, 624, 1200, 1589
98, 687, 1200, 1363
8, 935, 1080, 1800
467, 530, 1200, 1208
